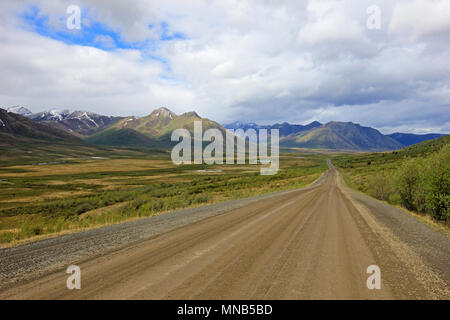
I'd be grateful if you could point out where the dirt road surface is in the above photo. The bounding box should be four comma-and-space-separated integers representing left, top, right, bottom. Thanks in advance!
0, 163, 448, 299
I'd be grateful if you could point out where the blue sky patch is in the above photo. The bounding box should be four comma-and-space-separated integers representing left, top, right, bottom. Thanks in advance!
20, 5, 185, 71
22, 5, 140, 50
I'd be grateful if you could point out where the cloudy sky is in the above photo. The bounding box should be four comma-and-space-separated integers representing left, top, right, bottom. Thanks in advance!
0, 0, 449, 134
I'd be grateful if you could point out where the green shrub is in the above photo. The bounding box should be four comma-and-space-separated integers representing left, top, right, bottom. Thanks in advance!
335, 137, 449, 223
421, 145, 450, 221
195, 194, 209, 204
395, 158, 422, 211
151, 198, 165, 212
368, 172, 392, 201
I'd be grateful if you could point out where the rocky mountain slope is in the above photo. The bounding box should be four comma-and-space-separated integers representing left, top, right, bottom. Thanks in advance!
28, 109, 124, 137
0, 108, 84, 145
5, 106, 32, 116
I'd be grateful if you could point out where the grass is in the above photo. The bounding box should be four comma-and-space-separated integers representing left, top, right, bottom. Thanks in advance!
0, 151, 327, 245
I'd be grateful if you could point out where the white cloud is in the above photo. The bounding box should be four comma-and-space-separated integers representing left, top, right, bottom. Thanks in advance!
0, 0, 448, 133
389, 0, 450, 40
298, 2, 364, 47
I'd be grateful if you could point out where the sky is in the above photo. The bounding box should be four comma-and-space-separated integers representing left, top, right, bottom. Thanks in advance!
0, 0, 449, 134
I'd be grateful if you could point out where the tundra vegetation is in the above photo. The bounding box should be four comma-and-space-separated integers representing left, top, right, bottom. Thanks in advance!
333, 136, 449, 225
0, 150, 326, 244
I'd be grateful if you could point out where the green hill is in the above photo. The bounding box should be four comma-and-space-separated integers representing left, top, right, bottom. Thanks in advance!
334, 135, 450, 169
281, 121, 403, 151
85, 127, 156, 147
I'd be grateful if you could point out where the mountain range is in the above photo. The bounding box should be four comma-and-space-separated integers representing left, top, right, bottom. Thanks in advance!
86, 107, 226, 147
279, 121, 404, 150
225, 121, 446, 150
0, 108, 82, 146
0, 108, 118, 164
28, 109, 124, 137
1, 105, 447, 152
224, 121, 322, 136
386, 132, 447, 147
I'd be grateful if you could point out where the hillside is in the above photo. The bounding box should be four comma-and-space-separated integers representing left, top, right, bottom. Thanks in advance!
281, 121, 403, 151
0, 108, 84, 145
334, 135, 450, 168
390, 134, 450, 158
86, 107, 227, 147
333, 135, 450, 223
0, 108, 111, 165
29, 109, 124, 137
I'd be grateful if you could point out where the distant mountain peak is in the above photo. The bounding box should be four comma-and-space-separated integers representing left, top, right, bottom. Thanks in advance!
182, 111, 201, 118
156, 107, 172, 111
326, 120, 356, 126
150, 107, 176, 119
224, 120, 322, 137
225, 121, 247, 127
6, 105, 33, 116
28, 109, 124, 137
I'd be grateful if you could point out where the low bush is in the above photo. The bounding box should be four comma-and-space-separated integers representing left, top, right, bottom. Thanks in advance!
367, 172, 392, 201
352, 144, 449, 223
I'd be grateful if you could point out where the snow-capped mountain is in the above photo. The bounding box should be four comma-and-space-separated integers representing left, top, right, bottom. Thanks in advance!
6, 105, 33, 116
29, 109, 124, 137
31, 109, 72, 121
224, 121, 259, 130
0, 108, 83, 144
224, 121, 322, 137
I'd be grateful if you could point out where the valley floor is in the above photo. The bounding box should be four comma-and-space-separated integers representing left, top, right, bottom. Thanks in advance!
0, 152, 325, 245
